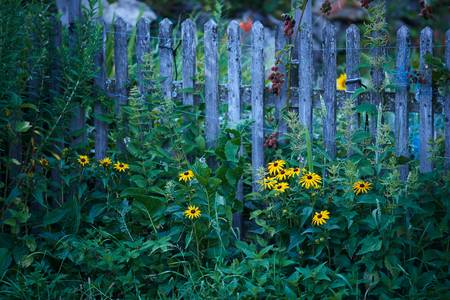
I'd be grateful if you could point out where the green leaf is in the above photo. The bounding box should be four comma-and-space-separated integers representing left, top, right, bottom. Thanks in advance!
43, 208, 68, 226
0, 248, 12, 274
357, 236, 382, 255
224, 140, 239, 162
87, 204, 106, 223
15, 121, 32, 133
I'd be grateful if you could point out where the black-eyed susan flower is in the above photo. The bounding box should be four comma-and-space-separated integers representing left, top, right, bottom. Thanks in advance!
276, 169, 290, 181
99, 157, 112, 167
312, 210, 330, 226
336, 73, 346, 91
39, 158, 49, 167
353, 180, 372, 195
114, 161, 129, 172
78, 155, 89, 167
259, 177, 277, 190
267, 160, 285, 175
184, 205, 201, 219
299, 172, 322, 189
273, 182, 289, 193
179, 170, 194, 182
290, 167, 300, 177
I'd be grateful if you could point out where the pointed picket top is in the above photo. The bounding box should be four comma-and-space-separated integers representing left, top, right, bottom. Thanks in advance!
137, 16, 151, 30
160, 17, 173, 27
227, 20, 240, 35
252, 20, 264, 35
205, 19, 217, 31
114, 16, 127, 30
159, 18, 173, 46
397, 24, 409, 38
346, 24, 359, 34
181, 18, 195, 29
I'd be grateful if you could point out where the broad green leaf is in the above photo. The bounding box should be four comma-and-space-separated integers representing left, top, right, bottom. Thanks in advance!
357, 236, 382, 255
15, 121, 32, 133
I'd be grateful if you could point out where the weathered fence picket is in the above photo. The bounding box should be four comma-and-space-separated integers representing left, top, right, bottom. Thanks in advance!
114, 17, 128, 151
227, 20, 243, 236
275, 22, 288, 142
298, 0, 313, 136
323, 22, 337, 160
136, 17, 151, 96
94, 21, 107, 160
251, 21, 265, 192
68, 0, 86, 148
445, 30, 450, 169
159, 18, 174, 100
346, 24, 360, 134
419, 27, 433, 173
182, 19, 196, 106
204, 20, 220, 149
395, 25, 410, 180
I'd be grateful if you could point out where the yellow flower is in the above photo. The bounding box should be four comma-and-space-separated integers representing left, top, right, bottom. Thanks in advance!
299, 172, 322, 189
276, 168, 290, 181
312, 210, 330, 226
114, 161, 129, 172
78, 155, 89, 167
258, 177, 277, 190
184, 205, 201, 219
353, 180, 372, 195
273, 182, 289, 193
179, 170, 194, 182
39, 158, 49, 167
336, 73, 346, 91
99, 157, 112, 167
290, 167, 301, 177
267, 160, 285, 175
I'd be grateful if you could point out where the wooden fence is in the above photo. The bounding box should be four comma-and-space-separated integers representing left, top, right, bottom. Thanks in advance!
63, 2, 450, 186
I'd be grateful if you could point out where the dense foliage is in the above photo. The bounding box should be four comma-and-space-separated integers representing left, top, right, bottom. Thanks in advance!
1, 0, 449, 299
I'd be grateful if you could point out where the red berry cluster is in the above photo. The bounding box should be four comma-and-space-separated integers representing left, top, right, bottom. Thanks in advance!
282, 14, 295, 37
419, 0, 433, 19
360, 0, 372, 9
321, 0, 332, 16
408, 70, 427, 84
264, 132, 278, 149
268, 66, 285, 96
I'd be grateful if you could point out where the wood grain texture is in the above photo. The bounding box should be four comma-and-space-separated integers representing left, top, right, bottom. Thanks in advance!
298, 0, 313, 136
275, 21, 288, 143
395, 25, 410, 180
323, 22, 337, 160
418, 27, 433, 173
346, 24, 360, 133
204, 20, 220, 148
182, 19, 196, 106
251, 21, 265, 192
159, 18, 174, 100
136, 17, 151, 96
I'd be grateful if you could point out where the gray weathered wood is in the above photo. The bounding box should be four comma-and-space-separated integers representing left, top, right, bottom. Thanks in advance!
251, 21, 265, 192
136, 17, 151, 96
114, 17, 128, 151
369, 0, 386, 137
298, 0, 313, 136
418, 27, 433, 173
204, 20, 220, 148
445, 29, 450, 169
275, 21, 288, 143
182, 19, 196, 106
94, 21, 108, 160
227, 20, 241, 127
227, 20, 243, 237
323, 22, 337, 160
346, 24, 360, 133
159, 18, 174, 100
68, 0, 86, 148
394, 25, 410, 180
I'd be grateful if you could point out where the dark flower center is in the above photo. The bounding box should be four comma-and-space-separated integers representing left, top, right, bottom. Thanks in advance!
274, 163, 278, 167
307, 175, 312, 180
190, 209, 196, 214
294, 168, 299, 172
277, 185, 282, 189
360, 183, 365, 188
184, 171, 189, 175
120, 164, 124, 167
280, 170, 285, 174
317, 214, 322, 219
81, 158, 86, 162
